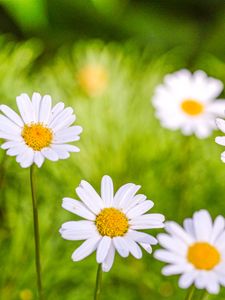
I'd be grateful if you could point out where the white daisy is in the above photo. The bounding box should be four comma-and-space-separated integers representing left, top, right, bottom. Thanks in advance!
152, 69, 225, 138
215, 117, 225, 163
59, 175, 165, 272
0, 92, 82, 168
154, 210, 225, 294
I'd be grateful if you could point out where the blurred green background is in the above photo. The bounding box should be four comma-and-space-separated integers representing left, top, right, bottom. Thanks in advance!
0, 1, 225, 299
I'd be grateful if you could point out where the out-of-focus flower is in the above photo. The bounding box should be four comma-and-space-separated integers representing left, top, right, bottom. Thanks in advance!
154, 210, 225, 294
59, 175, 165, 272
77, 64, 108, 97
19, 289, 33, 300
152, 69, 225, 138
0, 92, 82, 168
215, 118, 225, 163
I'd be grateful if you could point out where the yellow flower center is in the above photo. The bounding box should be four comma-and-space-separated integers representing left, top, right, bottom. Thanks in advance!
22, 123, 53, 151
77, 64, 108, 96
181, 99, 204, 116
95, 208, 129, 237
187, 242, 220, 270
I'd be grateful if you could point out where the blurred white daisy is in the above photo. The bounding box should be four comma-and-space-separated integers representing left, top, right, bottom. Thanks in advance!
215, 118, 225, 163
59, 175, 165, 272
152, 69, 225, 138
154, 210, 225, 294
0, 92, 82, 168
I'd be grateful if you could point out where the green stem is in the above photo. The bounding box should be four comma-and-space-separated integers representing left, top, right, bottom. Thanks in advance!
30, 165, 43, 300
201, 290, 209, 300
185, 285, 195, 300
94, 264, 103, 300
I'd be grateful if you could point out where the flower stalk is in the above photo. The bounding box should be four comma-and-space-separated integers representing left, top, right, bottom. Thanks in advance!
30, 164, 43, 300
185, 285, 195, 300
94, 264, 103, 300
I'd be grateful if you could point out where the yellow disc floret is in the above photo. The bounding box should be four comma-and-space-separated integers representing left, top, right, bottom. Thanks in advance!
187, 242, 220, 270
22, 123, 53, 151
95, 207, 129, 237
181, 99, 204, 116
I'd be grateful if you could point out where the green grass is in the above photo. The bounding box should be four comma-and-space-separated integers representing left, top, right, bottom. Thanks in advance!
0, 39, 225, 300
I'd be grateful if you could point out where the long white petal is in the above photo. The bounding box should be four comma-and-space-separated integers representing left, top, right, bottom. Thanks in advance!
62, 197, 96, 221
102, 245, 115, 272
101, 175, 114, 206
96, 236, 111, 263
0, 104, 24, 126
72, 236, 101, 261
39, 95, 52, 124
113, 236, 129, 257
16, 93, 35, 124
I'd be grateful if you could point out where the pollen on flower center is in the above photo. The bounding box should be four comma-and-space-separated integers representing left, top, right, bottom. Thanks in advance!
95, 207, 129, 237
22, 123, 53, 151
181, 99, 204, 116
187, 242, 220, 270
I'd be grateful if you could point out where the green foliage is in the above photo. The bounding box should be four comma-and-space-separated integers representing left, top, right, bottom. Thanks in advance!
0, 38, 225, 300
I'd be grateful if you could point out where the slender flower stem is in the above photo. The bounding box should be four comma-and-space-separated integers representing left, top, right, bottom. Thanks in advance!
94, 264, 103, 300
30, 165, 43, 300
201, 290, 209, 300
185, 285, 195, 300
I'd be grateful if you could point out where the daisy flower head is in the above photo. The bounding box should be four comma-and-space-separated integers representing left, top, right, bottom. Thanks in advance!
152, 69, 225, 138
215, 117, 225, 163
59, 175, 165, 272
154, 210, 225, 294
0, 92, 82, 168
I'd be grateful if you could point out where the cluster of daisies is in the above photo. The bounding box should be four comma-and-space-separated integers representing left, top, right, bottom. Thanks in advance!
1, 68, 225, 296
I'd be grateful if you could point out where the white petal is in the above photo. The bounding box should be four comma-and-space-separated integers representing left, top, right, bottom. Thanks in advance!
76, 186, 102, 215
162, 263, 192, 276
62, 197, 96, 221
178, 271, 197, 289
60, 221, 96, 241
221, 151, 225, 163
49, 107, 74, 131
79, 180, 104, 209
0, 104, 24, 126
51, 145, 70, 159
31, 92, 41, 122
215, 136, 225, 146
19, 148, 34, 168
113, 183, 136, 207
205, 273, 220, 294
6, 144, 26, 156
123, 194, 147, 213
52, 144, 80, 152
157, 233, 188, 255
126, 200, 154, 219
113, 237, 129, 257
126, 229, 158, 244
0, 132, 23, 142
0, 115, 22, 134
139, 243, 152, 254
102, 245, 115, 272
38, 95, 52, 124
52, 102, 65, 116
216, 118, 225, 133
1, 141, 20, 149
165, 221, 194, 245
123, 237, 142, 259
118, 185, 141, 209
210, 216, 225, 244
195, 271, 208, 289
34, 151, 45, 168
96, 236, 111, 263
41, 147, 59, 161
154, 249, 186, 264
72, 236, 101, 261
193, 210, 212, 241
55, 126, 83, 138
130, 213, 165, 229
101, 175, 114, 206
16, 93, 35, 124
183, 218, 195, 238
